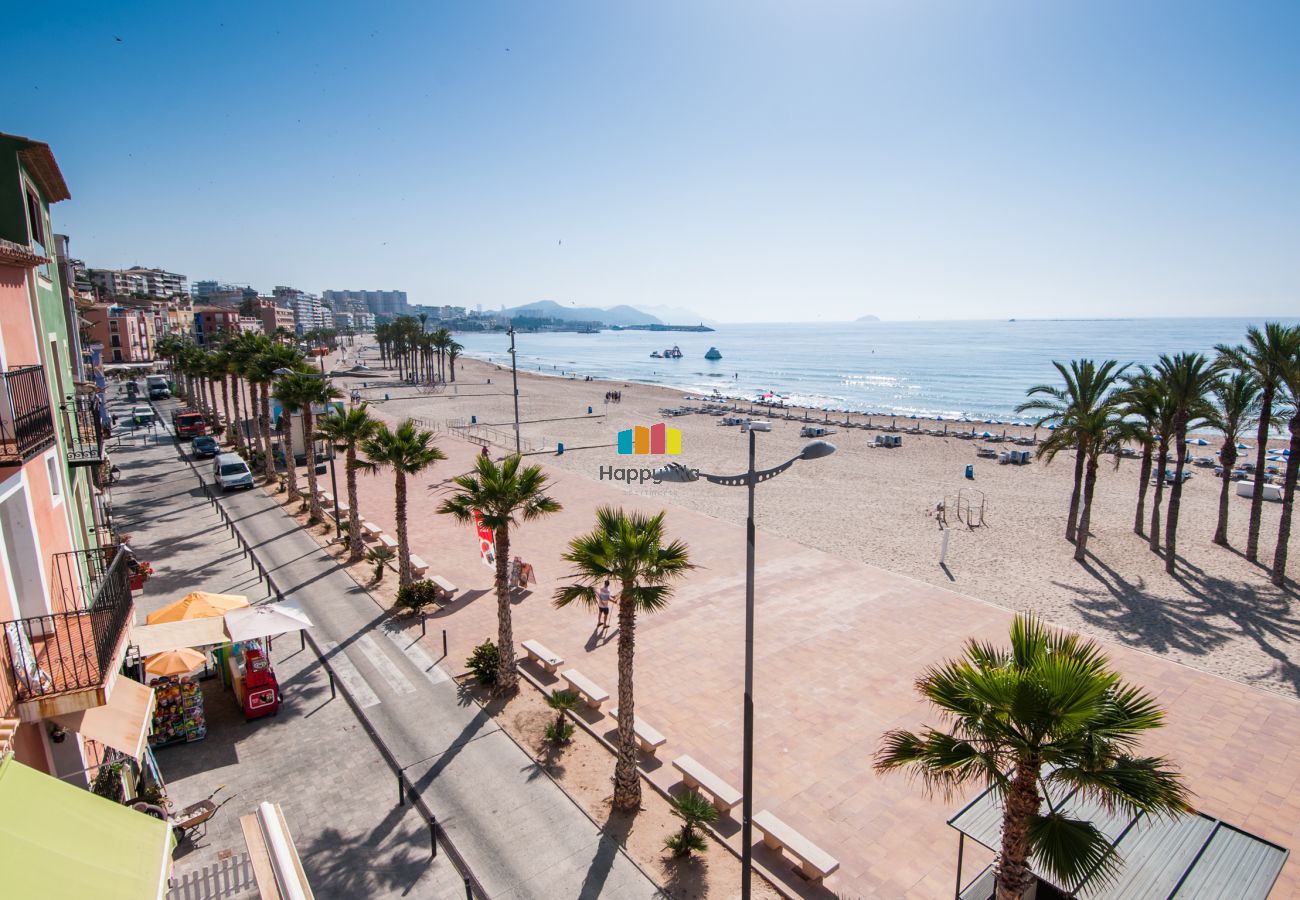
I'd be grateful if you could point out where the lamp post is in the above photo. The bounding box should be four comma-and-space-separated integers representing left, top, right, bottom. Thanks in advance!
654, 428, 835, 900
508, 326, 521, 455
273, 367, 342, 538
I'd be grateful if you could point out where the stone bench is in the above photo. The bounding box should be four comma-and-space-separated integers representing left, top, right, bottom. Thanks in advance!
672, 754, 741, 814
753, 810, 840, 882
521, 639, 563, 673
361, 521, 382, 540
319, 491, 334, 505
559, 668, 609, 710
609, 706, 667, 757
408, 555, 429, 577
428, 574, 457, 599
378, 534, 398, 551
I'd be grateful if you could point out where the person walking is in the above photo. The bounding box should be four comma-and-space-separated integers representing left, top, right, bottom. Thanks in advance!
596, 580, 614, 628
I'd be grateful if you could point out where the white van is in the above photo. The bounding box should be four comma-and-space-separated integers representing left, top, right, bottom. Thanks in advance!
213, 453, 254, 491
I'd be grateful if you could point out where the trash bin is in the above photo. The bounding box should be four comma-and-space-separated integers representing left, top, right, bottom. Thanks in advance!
557, 443, 564, 455
471, 415, 477, 424
587, 406, 592, 414
965, 464, 974, 480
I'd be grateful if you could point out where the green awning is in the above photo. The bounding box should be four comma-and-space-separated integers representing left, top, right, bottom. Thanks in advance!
0, 754, 174, 900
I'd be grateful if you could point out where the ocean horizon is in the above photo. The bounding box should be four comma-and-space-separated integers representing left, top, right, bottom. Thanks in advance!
454, 316, 1300, 422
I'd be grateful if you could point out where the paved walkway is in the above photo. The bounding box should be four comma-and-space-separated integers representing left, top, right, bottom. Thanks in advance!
130, 396, 661, 900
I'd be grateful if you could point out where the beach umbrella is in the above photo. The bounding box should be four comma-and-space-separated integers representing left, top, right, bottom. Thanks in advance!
224, 600, 313, 643
1237, 443, 1252, 451
979, 431, 993, 438
1186, 438, 1209, 446
147, 591, 249, 625
143, 647, 206, 677
1046, 424, 1057, 430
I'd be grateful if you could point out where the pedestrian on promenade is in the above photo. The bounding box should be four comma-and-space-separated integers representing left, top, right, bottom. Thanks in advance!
596, 580, 614, 628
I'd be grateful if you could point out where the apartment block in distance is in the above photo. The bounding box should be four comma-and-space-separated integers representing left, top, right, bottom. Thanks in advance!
86, 265, 186, 300
82, 303, 155, 364
322, 288, 408, 317
0, 132, 140, 785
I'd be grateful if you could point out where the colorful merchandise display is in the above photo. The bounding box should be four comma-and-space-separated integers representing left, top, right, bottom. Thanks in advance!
148, 674, 207, 747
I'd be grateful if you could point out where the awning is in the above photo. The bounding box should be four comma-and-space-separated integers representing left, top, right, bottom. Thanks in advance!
49, 677, 156, 762
131, 617, 230, 656
0, 754, 174, 900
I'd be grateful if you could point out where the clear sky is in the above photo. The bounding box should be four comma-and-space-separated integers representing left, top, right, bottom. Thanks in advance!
6, 1, 1299, 322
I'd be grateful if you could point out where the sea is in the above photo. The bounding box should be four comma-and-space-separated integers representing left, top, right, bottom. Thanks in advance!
454, 318, 1300, 422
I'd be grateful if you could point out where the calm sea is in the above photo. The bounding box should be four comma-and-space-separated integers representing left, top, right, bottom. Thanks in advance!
454, 318, 1299, 421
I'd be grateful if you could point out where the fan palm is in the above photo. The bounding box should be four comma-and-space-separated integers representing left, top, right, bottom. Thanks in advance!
1206, 370, 1262, 547
317, 405, 380, 562
1017, 360, 1128, 545
875, 615, 1189, 900
438, 454, 561, 690
361, 420, 445, 587
1215, 323, 1299, 561
1155, 353, 1221, 573
1272, 360, 1300, 586
553, 507, 693, 810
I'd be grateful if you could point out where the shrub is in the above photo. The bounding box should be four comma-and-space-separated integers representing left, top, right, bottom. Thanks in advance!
545, 720, 575, 744
365, 546, 396, 582
466, 640, 499, 686
664, 790, 718, 858
395, 580, 440, 615
545, 690, 581, 744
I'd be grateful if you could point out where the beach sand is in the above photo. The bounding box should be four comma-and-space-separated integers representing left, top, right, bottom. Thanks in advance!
352, 351, 1299, 700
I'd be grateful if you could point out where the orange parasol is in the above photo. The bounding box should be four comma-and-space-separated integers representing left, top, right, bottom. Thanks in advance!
143, 648, 207, 677
146, 591, 249, 625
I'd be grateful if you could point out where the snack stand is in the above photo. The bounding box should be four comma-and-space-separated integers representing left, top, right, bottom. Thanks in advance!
148, 674, 208, 747
227, 640, 281, 720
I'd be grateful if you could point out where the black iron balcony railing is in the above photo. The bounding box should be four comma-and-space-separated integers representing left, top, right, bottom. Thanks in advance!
2, 546, 133, 701
0, 365, 57, 466
61, 393, 106, 468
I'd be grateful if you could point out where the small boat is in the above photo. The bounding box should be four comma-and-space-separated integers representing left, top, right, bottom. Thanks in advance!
650, 351, 663, 358
665, 345, 683, 359
704, 347, 722, 360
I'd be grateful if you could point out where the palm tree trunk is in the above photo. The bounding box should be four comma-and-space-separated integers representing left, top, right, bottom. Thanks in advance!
493, 525, 517, 691
207, 378, 219, 428
1213, 447, 1238, 546
1135, 442, 1153, 535
395, 471, 412, 587
346, 446, 364, 562
1075, 452, 1099, 563
260, 384, 276, 482
1165, 421, 1189, 573
231, 376, 245, 452
612, 590, 642, 811
303, 407, 322, 521
1066, 444, 1085, 543
1247, 389, 1274, 561
1271, 414, 1299, 586
995, 758, 1042, 900
1149, 441, 1168, 552
221, 377, 234, 442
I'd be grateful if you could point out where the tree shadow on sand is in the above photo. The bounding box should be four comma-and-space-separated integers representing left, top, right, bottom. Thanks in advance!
1064, 551, 1300, 697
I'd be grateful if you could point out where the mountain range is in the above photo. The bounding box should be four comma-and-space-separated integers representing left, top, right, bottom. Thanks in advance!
501, 300, 710, 327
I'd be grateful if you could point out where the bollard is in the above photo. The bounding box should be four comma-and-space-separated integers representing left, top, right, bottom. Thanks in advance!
464, 876, 472, 899
398, 773, 405, 806
442, 629, 448, 658
300, 631, 306, 651
329, 671, 336, 700
429, 817, 437, 858
421, 615, 426, 637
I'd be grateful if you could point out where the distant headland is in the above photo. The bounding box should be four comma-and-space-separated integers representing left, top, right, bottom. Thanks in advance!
856, 314, 881, 322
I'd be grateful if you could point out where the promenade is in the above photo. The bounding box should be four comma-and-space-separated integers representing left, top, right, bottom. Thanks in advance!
113, 394, 662, 900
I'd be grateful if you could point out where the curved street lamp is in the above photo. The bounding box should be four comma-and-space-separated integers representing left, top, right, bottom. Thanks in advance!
654, 429, 835, 899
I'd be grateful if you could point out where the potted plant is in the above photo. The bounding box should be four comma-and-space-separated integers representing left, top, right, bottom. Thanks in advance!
129, 561, 154, 591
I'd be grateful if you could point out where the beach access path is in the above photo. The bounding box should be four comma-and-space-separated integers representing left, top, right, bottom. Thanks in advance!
125, 394, 664, 900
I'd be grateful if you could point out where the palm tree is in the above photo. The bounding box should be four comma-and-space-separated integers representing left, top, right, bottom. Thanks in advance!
431, 327, 453, 381
1216, 323, 1299, 561
1070, 391, 1130, 563
273, 372, 341, 516
875, 615, 1189, 900
362, 420, 446, 587
1117, 368, 1164, 536
1157, 352, 1220, 573
447, 340, 463, 382
1206, 370, 1262, 547
438, 454, 561, 690
553, 508, 693, 811
1272, 359, 1300, 586
1017, 360, 1128, 544
317, 405, 380, 563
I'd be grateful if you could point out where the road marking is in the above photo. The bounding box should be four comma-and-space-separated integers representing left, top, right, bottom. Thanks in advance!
322, 641, 382, 708
355, 633, 416, 696
380, 621, 451, 687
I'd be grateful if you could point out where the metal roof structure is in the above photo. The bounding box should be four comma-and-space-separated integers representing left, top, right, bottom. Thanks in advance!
948, 776, 1288, 900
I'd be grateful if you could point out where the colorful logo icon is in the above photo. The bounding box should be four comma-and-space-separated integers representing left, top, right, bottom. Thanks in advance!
617, 423, 682, 455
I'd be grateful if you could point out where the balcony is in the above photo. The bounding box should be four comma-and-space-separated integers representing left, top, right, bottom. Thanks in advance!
0, 366, 57, 467
2, 547, 133, 719
61, 393, 106, 468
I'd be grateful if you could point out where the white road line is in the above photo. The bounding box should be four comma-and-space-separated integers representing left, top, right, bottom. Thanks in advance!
355, 633, 416, 696
380, 621, 451, 687
322, 641, 382, 708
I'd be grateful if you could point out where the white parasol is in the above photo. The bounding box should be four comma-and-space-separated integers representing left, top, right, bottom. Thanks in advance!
224, 600, 314, 643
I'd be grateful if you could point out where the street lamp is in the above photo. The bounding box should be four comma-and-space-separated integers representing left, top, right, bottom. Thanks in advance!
654, 430, 835, 900
507, 326, 521, 455
272, 368, 343, 537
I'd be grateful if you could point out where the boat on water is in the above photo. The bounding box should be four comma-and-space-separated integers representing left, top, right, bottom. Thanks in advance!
652, 345, 683, 359
704, 347, 722, 360
650, 351, 663, 358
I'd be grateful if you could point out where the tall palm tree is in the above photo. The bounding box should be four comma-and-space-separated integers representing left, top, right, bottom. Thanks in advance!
1117, 367, 1167, 537
1206, 370, 1262, 547
1272, 361, 1300, 586
439, 455, 562, 691
361, 420, 445, 586
876, 615, 1189, 900
447, 340, 463, 382
431, 327, 453, 381
279, 374, 341, 522
1018, 360, 1128, 544
553, 508, 693, 811
255, 344, 305, 481
317, 405, 380, 563
1216, 323, 1299, 561
1070, 392, 1130, 563
1157, 352, 1220, 573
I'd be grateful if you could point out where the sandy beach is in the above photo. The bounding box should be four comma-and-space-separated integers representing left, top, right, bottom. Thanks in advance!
348, 350, 1299, 700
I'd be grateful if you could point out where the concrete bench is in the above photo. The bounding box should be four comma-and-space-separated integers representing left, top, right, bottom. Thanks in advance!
429, 574, 457, 599
408, 555, 429, 577
672, 755, 741, 814
361, 520, 382, 540
319, 491, 334, 505
378, 534, 398, 551
521, 639, 563, 673
753, 810, 840, 882
560, 668, 609, 710
609, 707, 667, 756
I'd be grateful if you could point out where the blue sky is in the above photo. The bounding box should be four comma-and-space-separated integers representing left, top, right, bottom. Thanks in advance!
6, 1, 1298, 322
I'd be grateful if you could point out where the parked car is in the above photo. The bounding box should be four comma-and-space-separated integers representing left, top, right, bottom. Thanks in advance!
192, 435, 219, 458
213, 453, 254, 491
131, 406, 155, 427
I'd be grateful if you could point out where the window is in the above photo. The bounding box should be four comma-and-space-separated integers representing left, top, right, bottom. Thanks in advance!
109, 319, 119, 331
25, 188, 45, 253
110, 335, 121, 347
46, 454, 63, 505
112, 349, 122, 362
